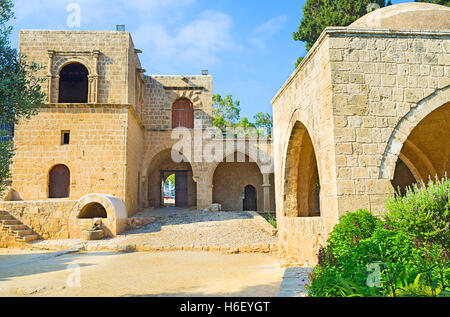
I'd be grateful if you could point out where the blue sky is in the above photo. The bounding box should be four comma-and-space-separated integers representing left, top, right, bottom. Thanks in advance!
10, 0, 412, 119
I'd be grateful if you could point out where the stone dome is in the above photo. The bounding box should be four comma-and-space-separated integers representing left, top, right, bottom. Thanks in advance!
350, 2, 450, 30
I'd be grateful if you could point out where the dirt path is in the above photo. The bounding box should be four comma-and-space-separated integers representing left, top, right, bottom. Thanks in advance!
0, 249, 286, 297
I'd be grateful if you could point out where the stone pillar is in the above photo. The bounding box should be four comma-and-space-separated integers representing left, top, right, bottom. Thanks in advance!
91, 50, 100, 103
141, 175, 148, 208
196, 181, 213, 210
262, 173, 271, 212
46, 50, 55, 103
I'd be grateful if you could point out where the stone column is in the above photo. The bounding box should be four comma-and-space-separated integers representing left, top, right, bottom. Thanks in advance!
262, 173, 271, 212
46, 50, 55, 103
91, 50, 100, 103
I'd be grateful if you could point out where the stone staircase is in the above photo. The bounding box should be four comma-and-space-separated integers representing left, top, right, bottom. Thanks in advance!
0, 210, 40, 243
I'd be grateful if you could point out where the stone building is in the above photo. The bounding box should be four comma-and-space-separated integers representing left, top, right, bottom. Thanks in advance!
0, 29, 275, 243
272, 3, 450, 264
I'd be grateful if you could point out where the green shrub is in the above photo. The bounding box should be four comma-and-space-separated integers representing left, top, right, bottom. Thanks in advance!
307, 182, 450, 297
384, 175, 450, 250
327, 209, 381, 256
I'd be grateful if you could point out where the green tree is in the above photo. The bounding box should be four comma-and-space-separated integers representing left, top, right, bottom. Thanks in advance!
415, 0, 450, 7
253, 112, 273, 137
212, 94, 241, 131
0, 0, 46, 195
293, 0, 388, 67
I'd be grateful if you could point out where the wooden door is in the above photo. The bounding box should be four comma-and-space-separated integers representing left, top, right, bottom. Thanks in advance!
49, 164, 70, 198
175, 171, 188, 207
172, 98, 194, 129
243, 185, 257, 211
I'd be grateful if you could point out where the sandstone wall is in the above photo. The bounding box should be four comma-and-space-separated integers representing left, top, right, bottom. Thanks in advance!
19, 30, 137, 105
0, 200, 77, 240
10, 104, 129, 208
142, 75, 214, 130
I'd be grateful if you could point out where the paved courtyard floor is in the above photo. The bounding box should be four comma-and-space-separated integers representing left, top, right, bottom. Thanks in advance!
30, 208, 278, 253
0, 249, 286, 297
0, 208, 311, 297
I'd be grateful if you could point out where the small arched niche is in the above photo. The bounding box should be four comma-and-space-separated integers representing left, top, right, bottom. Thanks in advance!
77, 202, 108, 219
58, 62, 89, 103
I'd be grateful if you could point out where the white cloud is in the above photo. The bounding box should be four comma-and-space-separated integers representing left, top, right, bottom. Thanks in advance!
133, 10, 234, 69
250, 15, 288, 50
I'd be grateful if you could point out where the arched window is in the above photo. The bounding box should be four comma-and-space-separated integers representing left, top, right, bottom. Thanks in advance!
58, 63, 89, 103
172, 98, 194, 129
49, 164, 70, 198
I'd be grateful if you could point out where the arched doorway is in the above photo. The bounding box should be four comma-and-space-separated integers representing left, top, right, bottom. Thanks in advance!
58, 63, 89, 103
243, 185, 257, 211
283, 121, 320, 217
49, 164, 70, 198
172, 98, 194, 129
391, 102, 450, 191
146, 149, 196, 209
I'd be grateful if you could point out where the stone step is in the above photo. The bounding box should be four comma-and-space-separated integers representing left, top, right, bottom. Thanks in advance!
0, 215, 14, 221
16, 234, 39, 243
4, 224, 27, 231
14, 229, 33, 237
0, 219, 21, 226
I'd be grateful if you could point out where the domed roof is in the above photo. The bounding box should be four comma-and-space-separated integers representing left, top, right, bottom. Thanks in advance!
350, 3, 450, 31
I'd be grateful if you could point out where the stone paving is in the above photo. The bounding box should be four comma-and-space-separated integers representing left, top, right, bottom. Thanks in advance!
277, 267, 312, 297
31, 208, 278, 254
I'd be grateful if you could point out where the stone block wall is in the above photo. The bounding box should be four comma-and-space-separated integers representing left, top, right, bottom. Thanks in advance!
272, 26, 450, 264
327, 28, 450, 216
10, 104, 129, 208
0, 200, 77, 240
141, 75, 214, 130
19, 30, 138, 105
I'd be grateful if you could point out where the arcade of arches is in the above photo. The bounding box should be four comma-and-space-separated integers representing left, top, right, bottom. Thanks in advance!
143, 149, 275, 212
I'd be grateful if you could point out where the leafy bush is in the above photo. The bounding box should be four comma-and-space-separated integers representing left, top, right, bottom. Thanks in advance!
327, 209, 381, 257
384, 176, 449, 250
308, 177, 450, 297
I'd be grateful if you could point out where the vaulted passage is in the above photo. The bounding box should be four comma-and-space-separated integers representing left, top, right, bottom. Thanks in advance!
212, 152, 273, 212
58, 63, 89, 103
283, 121, 320, 217
147, 149, 197, 208
392, 102, 450, 193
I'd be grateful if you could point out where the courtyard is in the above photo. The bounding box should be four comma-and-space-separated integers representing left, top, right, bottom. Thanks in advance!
0, 249, 286, 297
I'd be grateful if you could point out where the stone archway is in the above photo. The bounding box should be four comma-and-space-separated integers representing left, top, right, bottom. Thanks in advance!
380, 87, 450, 180
145, 149, 197, 208
58, 62, 89, 103
390, 102, 450, 193
282, 121, 321, 218
69, 194, 127, 238
212, 152, 265, 211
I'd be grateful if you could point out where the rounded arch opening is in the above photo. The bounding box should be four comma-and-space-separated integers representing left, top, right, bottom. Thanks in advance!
282, 121, 320, 217
58, 62, 89, 103
146, 149, 196, 208
172, 97, 194, 129
391, 102, 450, 191
78, 202, 108, 219
48, 164, 70, 198
212, 152, 263, 211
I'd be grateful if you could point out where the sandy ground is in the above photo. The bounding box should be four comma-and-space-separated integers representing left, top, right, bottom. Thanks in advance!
0, 248, 286, 297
